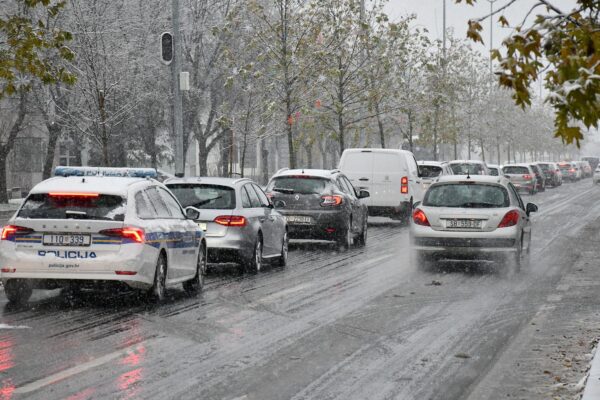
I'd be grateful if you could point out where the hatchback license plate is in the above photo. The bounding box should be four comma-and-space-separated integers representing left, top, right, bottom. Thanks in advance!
43, 234, 91, 246
446, 219, 482, 229
285, 215, 313, 224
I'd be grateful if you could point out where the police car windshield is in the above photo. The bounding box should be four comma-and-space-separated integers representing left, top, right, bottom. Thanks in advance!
18, 193, 126, 221
167, 184, 236, 209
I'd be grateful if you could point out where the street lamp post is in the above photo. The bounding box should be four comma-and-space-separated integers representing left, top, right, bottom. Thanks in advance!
486, 0, 498, 77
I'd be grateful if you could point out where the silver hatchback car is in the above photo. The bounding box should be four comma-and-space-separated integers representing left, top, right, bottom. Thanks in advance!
411, 175, 538, 272
166, 177, 288, 273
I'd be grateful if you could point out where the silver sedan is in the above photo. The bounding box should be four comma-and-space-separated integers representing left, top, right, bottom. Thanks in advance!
410, 175, 538, 272
166, 177, 288, 273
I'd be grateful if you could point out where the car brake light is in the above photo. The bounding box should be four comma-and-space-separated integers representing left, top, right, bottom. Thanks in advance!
569, 168, 576, 172
412, 209, 430, 226
320, 195, 343, 206
401, 176, 409, 194
115, 271, 137, 275
1, 268, 16, 273
48, 192, 100, 197
1, 225, 34, 240
522, 174, 532, 180
498, 210, 520, 228
99, 227, 145, 243
214, 215, 247, 226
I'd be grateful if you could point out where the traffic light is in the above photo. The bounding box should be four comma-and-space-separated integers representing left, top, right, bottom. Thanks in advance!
161, 32, 173, 65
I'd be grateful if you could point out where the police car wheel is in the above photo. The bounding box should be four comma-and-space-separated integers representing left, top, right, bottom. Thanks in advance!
5, 279, 32, 305
148, 253, 167, 302
184, 242, 207, 294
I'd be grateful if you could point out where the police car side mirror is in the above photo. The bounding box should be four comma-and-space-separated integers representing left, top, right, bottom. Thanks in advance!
185, 206, 201, 220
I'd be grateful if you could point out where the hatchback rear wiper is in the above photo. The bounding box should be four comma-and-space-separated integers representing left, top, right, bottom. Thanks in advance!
272, 187, 295, 194
193, 196, 222, 207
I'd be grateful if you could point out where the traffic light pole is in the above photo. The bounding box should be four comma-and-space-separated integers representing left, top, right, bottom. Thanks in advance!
171, 0, 184, 177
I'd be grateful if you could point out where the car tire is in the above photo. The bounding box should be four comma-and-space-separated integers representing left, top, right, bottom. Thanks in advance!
356, 217, 367, 247
4, 279, 32, 305
183, 242, 207, 295
278, 231, 288, 267
245, 236, 263, 273
336, 221, 354, 249
147, 253, 167, 303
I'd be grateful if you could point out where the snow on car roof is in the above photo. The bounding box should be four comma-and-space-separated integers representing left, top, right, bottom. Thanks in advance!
435, 175, 509, 185
448, 160, 487, 164
274, 169, 338, 178
30, 176, 147, 197
342, 148, 415, 156
418, 161, 447, 166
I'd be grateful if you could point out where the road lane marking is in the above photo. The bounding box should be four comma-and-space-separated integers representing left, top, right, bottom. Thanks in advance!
0, 323, 30, 329
13, 340, 153, 395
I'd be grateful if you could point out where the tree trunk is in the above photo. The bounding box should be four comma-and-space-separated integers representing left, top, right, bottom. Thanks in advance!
479, 136, 485, 162
407, 110, 414, 152
375, 102, 385, 148
42, 124, 61, 179
338, 113, 345, 156
306, 143, 313, 168
261, 138, 269, 185
0, 151, 8, 203
433, 104, 439, 161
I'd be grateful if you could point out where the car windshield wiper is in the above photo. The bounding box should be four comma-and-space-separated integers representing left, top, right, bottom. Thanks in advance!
193, 196, 222, 207
272, 187, 295, 194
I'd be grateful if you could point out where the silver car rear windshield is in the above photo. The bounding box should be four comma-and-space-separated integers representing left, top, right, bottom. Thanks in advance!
167, 184, 236, 209
18, 193, 126, 221
503, 166, 529, 174
450, 163, 485, 175
419, 165, 443, 178
267, 177, 330, 195
423, 183, 509, 208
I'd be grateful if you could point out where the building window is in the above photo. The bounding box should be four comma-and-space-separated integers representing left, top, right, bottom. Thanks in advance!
59, 141, 78, 166
12, 137, 43, 172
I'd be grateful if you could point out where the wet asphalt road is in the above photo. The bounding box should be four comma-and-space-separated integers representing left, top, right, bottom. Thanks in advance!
1, 180, 600, 400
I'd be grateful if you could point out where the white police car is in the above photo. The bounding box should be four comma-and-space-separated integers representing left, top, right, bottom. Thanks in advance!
0, 167, 207, 304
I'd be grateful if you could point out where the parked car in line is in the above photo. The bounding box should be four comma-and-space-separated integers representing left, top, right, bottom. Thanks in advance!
448, 160, 490, 176
0, 167, 207, 304
558, 162, 581, 181
417, 161, 453, 193
265, 169, 369, 248
536, 162, 562, 187
487, 164, 501, 176
502, 164, 538, 195
529, 164, 546, 192
582, 156, 599, 171
411, 175, 537, 272
166, 177, 288, 273
339, 148, 423, 223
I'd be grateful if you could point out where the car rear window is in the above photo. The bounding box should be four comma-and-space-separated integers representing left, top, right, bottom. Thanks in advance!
537, 164, 551, 170
167, 184, 235, 209
423, 183, 509, 208
267, 176, 330, 195
503, 166, 529, 174
488, 167, 499, 176
449, 163, 485, 175
18, 193, 126, 221
419, 165, 443, 178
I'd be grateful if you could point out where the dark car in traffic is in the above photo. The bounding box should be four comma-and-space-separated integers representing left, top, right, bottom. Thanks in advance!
266, 169, 369, 248
529, 164, 546, 192
536, 162, 562, 187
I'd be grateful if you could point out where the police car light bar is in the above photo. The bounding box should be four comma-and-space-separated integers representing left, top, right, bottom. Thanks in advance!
54, 166, 158, 179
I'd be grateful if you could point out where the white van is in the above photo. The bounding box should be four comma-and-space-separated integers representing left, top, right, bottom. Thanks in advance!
339, 148, 424, 222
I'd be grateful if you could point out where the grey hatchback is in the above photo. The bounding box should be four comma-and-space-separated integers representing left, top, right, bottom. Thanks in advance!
265, 169, 369, 248
166, 177, 288, 273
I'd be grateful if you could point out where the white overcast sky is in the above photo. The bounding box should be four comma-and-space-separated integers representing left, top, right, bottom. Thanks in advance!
384, 0, 579, 55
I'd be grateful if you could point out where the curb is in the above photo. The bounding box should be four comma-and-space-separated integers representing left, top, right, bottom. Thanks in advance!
582, 341, 600, 399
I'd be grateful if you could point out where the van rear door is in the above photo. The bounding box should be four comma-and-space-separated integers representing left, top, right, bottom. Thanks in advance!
371, 152, 406, 207
339, 151, 374, 206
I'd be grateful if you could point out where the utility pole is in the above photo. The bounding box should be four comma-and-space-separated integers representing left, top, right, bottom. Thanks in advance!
171, 0, 184, 177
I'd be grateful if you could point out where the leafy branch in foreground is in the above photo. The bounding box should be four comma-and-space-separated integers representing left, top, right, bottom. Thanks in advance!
0, 0, 75, 98
457, 0, 600, 146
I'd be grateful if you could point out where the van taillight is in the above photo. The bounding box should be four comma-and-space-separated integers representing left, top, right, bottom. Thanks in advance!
401, 176, 409, 194
100, 227, 145, 243
1, 225, 34, 240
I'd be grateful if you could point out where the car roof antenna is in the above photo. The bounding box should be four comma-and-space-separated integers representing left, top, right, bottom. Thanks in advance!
466, 170, 471, 179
